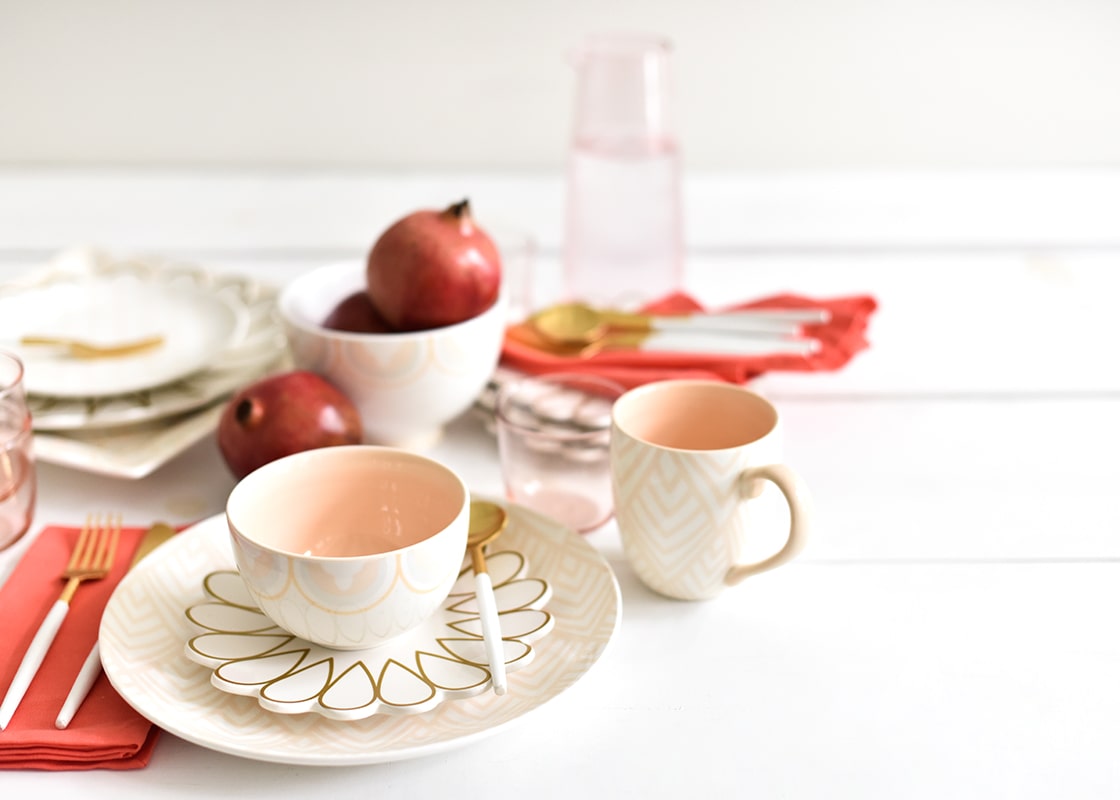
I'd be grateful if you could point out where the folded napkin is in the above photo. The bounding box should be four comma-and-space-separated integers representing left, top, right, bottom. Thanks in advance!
0, 525, 163, 770
500, 291, 878, 389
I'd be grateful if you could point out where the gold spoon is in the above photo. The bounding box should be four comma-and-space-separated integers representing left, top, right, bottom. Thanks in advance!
19, 334, 165, 360
506, 324, 637, 357
468, 500, 510, 695
528, 301, 829, 348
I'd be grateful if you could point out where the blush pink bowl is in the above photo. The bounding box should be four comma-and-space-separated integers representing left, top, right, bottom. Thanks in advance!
226, 445, 469, 650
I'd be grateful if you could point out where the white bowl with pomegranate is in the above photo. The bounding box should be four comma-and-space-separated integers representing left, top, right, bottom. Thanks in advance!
278, 200, 507, 450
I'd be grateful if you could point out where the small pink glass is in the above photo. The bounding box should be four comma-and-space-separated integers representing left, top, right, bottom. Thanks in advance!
495, 372, 625, 534
0, 351, 35, 551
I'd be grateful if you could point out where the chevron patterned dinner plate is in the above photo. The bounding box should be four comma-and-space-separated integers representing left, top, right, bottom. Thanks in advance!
98, 504, 621, 765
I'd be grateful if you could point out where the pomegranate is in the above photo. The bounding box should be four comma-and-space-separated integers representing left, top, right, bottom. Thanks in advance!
365, 199, 502, 331
323, 291, 393, 333
217, 371, 363, 479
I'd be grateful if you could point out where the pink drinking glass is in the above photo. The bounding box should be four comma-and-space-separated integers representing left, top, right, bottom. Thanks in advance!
495, 372, 626, 534
0, 351, 36, 551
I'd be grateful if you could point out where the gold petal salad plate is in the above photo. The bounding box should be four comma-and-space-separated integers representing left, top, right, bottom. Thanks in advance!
98, 503, 621, 766
183, 549, 555, 720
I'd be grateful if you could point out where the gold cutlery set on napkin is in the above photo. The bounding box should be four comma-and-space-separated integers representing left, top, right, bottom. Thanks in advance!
514, 301, 828, 357
54, 522, 177, 729
0, 518, 175, 731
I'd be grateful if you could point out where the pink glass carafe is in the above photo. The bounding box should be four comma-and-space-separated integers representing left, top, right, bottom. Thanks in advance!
563, 34, 684, 310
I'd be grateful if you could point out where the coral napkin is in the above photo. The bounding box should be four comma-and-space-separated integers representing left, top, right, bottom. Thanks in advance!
0, 525, 162, 770
500, 291, 878, 389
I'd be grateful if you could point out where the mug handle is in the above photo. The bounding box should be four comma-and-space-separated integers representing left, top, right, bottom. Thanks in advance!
725, 464, 813, 587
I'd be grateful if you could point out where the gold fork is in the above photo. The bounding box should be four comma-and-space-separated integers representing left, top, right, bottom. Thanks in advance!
20, 334, 164, 360
0, 513, 121, 730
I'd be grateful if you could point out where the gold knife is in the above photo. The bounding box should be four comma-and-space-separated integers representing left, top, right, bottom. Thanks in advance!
54, 522, 177, 729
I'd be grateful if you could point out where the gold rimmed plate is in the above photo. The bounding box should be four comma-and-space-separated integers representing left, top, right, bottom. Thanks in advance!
6, 250, 286, 430
98, 503, 621, 766
1, 260, 251, 398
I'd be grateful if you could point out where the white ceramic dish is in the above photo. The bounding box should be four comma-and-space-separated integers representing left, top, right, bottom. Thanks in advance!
16, 249, 290, 478
17, 252, 287, 431
227, 445, 472, 650
184, 548, 553, 720
1, 264, 250, 398
32, 401, 227, 479
279, 260, 506, 450
99, 503, 621, 766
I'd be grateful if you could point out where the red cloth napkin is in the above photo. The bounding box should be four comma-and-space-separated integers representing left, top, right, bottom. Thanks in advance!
500, 291, 878, 389
0, 525, 163, 770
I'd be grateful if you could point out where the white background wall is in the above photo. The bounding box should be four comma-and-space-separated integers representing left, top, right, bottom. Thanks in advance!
3, 0, 1119, 171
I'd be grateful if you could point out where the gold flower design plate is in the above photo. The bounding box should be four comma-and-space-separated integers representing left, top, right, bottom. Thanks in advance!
98, 505, 621, 766
183, 549, 553, 720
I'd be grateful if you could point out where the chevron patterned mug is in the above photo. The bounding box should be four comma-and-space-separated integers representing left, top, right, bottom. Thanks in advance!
610, 380, 812, 600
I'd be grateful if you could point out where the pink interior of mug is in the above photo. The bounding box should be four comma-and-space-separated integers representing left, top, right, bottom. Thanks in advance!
227, 445, 466, 558
613, 380, 777, 450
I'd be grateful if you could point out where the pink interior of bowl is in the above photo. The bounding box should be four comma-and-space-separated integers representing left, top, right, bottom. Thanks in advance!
227, 445, 467, 558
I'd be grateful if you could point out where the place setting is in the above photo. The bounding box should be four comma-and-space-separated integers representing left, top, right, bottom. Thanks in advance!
0, 455, 621, 768
0, 196, 873, 772
95, 494, 620, 765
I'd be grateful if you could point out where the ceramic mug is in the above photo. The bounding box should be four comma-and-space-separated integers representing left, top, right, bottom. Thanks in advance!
610, 380, 812, 600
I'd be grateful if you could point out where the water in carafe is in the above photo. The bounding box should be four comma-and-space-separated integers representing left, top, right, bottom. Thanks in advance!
563, 34, 684, 310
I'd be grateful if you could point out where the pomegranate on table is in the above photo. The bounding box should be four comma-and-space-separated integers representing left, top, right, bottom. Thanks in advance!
217, 370, 363, 480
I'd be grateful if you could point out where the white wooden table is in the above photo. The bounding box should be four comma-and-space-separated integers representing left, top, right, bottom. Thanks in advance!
1, 169, 1118, 798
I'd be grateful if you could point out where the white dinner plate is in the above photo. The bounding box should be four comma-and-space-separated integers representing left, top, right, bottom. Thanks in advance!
0, 257, 251, 398
99, 504, 621, 766
16, 248, 288, 436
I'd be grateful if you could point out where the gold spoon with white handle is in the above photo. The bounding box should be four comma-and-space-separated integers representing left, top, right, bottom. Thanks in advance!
506, 323, 819, 358
19, 334, 165, 359
529, 302, 830, 348
468, 500, 510, 696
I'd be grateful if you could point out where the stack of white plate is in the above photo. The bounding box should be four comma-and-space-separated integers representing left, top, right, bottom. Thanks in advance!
0, 248, 289, 478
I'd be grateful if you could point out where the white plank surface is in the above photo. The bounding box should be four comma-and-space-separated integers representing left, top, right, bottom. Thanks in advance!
0, 169, 1117, 798
7, 559, 1117, 799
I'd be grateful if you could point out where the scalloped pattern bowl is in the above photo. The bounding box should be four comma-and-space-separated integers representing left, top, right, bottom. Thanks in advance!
278, 261, 506, 450
226, 445, 470, 650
